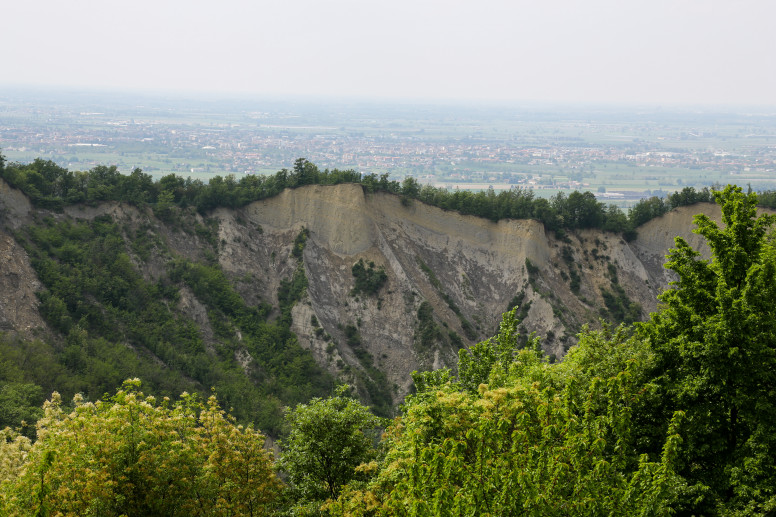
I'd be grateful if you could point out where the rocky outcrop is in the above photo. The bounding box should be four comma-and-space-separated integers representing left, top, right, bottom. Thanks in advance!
0, 230, 46, 332
629, 203, 722, 289
0, 178, 32, 229
210, 186, 733, 401
0, 179, 746, 404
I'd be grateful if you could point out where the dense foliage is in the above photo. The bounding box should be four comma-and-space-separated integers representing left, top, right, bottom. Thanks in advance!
0, 382, 44, 440
639, 186, 776, 513
327, 185, 776, 516
279, 386, 383, 513
4, 145, 776, 514
0, 379, 280, 516
1, 151, 751, 238
330, 319, 682, 516
350, 259, 388, 297
628, 186, 715, 227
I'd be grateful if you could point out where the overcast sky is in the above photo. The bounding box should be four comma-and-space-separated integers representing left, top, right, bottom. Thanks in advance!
2, 0, 774, 106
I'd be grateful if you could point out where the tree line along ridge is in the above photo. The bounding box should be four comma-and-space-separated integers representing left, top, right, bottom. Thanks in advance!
6, 153, 776, 239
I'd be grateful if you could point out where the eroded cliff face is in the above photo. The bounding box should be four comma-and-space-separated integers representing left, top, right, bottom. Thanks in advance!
0, 180, 43, 332
629, 203, 722, 289
0, 178, 730, 405
208, 185, 724, 402
0, 231, 46, 332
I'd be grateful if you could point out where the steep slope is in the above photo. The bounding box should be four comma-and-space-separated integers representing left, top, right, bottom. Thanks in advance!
209, 185, 723, 402
0, 178, 730, 411
0, 179, 44, 332
629, 202, 722, 287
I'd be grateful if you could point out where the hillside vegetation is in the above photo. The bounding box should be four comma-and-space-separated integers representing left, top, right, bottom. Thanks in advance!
1, 154, 750, 239
0, 154, 650, 430
329, 186, 776, 516
1, 185, 774, 515
0, 212, 332, 437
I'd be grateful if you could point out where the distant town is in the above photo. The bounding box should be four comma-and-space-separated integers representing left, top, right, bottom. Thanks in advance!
2, 89, 775, 207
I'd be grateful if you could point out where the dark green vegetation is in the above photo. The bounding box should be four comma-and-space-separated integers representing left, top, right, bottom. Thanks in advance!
4, 145, 776, 514
279, 228, 311, 327
342, 324, 392, 419
0, 382, 43, 440
350, 259, 387, 297
278, 385, 382, 513
6, 153, 769, 240
1, 173, 333, 435
628, 186, 715, 226
599, 263, 642, 324
414, 301, 443, 351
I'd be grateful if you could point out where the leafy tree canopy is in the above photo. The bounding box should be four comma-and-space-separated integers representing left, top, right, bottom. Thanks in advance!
279, 385, 383, 509
331, 323, 684, 516
639, 185, 776, 513
0, 379, 281, 516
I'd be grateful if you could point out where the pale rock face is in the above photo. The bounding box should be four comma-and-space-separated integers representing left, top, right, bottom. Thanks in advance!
215, 186, 722, 403
0, 231, 45, 332
633, 203, 721, 259
629, 203, 723, 290
0, 178, 32, 227
0, 178, 744, 405
244, 184, 374, 256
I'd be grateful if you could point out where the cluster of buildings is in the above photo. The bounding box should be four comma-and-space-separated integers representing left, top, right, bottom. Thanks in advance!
2, 104, 775, 194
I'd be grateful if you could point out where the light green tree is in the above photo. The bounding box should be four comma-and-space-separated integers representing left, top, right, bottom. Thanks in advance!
0, 379, 281, 516
457, 307, 541, 393
330, 322, 684, 516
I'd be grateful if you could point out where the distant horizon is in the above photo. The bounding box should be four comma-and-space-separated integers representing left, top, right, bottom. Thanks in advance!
2, 83, 775, 113
4, 85, 775, 207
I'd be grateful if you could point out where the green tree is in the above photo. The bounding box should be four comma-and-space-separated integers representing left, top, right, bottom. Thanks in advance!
565, 190, 605, 228
457, 307, 540, 394
629, 196, 669, 228
293, 158, 320, 186
0, 380, 280, 516
279, 386, 382, 508
400, 177, 420, 198
329, 182, 776, 515
351, 259, 388, 297
641, 185, 776, 514
331, 322, 683, 517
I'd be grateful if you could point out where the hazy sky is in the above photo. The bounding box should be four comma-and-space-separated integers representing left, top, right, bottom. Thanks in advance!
2, 0, 774, 105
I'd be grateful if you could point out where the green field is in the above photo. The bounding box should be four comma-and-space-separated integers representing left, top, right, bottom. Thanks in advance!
2, 89, 775, 196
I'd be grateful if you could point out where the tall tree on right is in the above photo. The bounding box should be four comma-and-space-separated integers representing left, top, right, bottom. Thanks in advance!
641, 185, 776, 514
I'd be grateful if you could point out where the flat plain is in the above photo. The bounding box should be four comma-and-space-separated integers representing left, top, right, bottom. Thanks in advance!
2, 88, 775, 207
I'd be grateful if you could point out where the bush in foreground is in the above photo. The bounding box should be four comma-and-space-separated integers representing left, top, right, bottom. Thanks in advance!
0, 379, 280, 516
